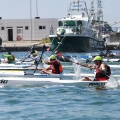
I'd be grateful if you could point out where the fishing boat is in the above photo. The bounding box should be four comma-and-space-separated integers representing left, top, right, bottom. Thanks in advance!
0, 77, 107, 87
49, 0, 105, 52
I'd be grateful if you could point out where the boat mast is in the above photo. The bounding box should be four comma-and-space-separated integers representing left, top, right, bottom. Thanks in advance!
97, 0, 103, 22
67, 0, 89, 19
90, 0, 96, 21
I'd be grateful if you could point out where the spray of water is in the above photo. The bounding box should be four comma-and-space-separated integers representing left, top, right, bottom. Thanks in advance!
72, 58, 82, 80
105, 76, 119, 89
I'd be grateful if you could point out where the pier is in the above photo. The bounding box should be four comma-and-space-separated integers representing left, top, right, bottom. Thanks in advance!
1, 41, 51, 52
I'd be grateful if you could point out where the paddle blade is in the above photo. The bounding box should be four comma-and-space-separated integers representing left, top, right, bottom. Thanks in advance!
42, 45, 46, 52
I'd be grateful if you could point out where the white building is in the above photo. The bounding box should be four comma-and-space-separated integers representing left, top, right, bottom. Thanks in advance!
0, 18, 58, 41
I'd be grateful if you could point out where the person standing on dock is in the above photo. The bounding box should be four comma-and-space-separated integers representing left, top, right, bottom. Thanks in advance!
2, 52, 15, 63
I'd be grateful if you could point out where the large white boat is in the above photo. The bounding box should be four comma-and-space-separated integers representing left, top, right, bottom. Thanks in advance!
49, 0, 105, 52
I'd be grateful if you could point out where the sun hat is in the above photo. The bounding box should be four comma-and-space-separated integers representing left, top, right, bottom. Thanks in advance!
93, 56, 102, 61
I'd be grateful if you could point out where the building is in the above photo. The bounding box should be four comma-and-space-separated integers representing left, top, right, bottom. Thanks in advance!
0, 18, 58, 41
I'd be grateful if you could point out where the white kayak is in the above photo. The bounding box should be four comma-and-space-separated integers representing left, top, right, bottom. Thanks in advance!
0, 70, 119, 78
0, 63, 32, 68
0, 77, 107, 87
85, 58, 120, 63
0, 65, 73, 70
0, 64, 119, 70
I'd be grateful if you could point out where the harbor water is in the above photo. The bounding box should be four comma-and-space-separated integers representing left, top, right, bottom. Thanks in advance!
0, 51, 120, 120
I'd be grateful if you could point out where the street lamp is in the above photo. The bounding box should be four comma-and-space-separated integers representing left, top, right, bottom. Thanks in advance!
36, 0, 38, 17
30, 0, 32, 42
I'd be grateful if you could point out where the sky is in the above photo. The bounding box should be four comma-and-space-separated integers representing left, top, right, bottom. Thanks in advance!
0, 0, 120, 26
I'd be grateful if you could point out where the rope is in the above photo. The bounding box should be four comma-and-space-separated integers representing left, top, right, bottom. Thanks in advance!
53, 34, 67, 53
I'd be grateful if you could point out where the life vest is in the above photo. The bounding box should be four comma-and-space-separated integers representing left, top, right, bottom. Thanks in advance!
8, 55, 15, 63
57, 53, 62, 57
94, 64, 111, 81
47, 60, 63, 74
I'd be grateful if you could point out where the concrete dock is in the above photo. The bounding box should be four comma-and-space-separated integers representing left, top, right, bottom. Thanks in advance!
1, 41, 51, 52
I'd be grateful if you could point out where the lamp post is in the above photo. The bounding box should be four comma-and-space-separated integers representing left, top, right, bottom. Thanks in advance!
36, 0, 38, 17
30, 0, 32, 42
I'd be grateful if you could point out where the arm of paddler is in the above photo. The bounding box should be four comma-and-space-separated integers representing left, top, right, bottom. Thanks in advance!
37, 67, 51, 74
2, 54, 11, 57
75, 62, 95, 69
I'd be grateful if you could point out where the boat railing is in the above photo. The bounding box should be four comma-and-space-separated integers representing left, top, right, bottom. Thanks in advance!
57, 26, 93, 36
112, 27, 120, 33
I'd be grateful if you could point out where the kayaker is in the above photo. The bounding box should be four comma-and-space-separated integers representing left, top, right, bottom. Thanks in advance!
55, 51, 62, 57
40, 55, 63, 74
76, 56, 111, 81
105, 48, 114, 57
100, 48, 114, 57
2, 52, 15, 63
54, 51, 70, 62
22, 50, 44, 68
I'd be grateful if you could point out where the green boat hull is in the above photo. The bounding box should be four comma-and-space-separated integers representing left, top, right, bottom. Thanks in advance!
49, 35, 105, 52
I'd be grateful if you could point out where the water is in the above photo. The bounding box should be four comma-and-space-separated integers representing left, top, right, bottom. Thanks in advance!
0, 51, 120, 120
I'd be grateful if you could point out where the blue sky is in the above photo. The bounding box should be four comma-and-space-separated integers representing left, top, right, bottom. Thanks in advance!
0, 0, 120, 26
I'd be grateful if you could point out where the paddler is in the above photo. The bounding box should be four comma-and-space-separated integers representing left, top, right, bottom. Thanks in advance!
40, 55, 63, 74
54, 51, 71, 62
54, 51, 62, 57
76, 56, 111, 81
99, 48, 114, 57
22, 50, 44, 68
2, 52, 15, 63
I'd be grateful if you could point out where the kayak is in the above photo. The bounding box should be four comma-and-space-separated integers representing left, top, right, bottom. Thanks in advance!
0, 70, 119, 78
0, 77, 107, 87
85, 58, 120, 63
0, 63, 32, 68
0, 65, 73, 70
0, 63, 119, 70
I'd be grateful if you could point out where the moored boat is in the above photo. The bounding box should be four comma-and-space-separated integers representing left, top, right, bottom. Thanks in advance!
49, 0, 105, 52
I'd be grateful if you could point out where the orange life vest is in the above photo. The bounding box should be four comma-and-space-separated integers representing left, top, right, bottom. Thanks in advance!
57, 53, 62, 57
47, 60, 63, 74
95, 64, 110, 81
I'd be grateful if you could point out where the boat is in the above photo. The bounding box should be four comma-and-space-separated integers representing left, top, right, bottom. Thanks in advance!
0, 70, 119, 78
0, 63, 32, 68
85, 58, 120, 63
0, 77, 107, 87
49, 0, 105, 52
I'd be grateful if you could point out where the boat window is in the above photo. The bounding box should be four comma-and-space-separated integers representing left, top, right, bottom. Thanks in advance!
77, 20, 82, 26
58, 21, 63, 26
64, 21, 75, 26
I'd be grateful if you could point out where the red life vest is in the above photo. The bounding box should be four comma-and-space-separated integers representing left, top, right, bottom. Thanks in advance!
47, 60, 63, 74
95, 64, 110, 81
57, 53, 62, 57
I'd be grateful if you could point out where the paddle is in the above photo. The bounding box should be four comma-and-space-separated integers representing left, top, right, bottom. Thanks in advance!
33, 44, 46, 73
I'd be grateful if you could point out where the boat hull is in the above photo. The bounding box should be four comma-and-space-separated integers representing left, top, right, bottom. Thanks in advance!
49, 35, 105, 52
0, 77, 107, 87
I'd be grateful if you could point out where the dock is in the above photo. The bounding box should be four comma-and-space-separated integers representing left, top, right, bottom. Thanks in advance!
1, 41, 51, 52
